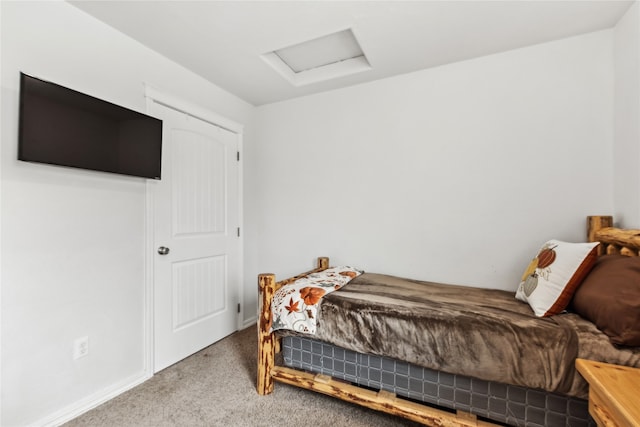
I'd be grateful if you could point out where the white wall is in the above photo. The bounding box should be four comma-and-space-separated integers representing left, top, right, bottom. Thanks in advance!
245, 30, 615, 316
1, 1, 632, 425
614, 1, 640, 228
0, 1, 254, 426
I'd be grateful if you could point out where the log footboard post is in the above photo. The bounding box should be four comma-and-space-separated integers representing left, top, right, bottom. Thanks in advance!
257, 273, 277, 395
257, 258, 329, 396
317, 256, 329, 270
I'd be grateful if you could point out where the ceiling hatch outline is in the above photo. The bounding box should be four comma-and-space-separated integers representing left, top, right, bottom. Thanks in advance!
261, 28, 371, 87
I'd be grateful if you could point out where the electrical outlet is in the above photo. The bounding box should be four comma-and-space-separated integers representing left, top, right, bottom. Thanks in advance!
73, 336, 89, 360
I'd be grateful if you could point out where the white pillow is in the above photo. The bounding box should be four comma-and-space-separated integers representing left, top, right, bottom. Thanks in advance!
515, 240, 599, 317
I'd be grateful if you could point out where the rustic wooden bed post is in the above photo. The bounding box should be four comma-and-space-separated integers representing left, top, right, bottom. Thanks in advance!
587, 215, 613, 252
257, 272, 277, 395
257, 257, 330, 395
588, 215, 640, 256
316, 256, 330, 270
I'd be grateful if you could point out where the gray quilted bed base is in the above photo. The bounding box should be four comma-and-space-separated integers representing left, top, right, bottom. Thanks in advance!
282, 336, 595, 427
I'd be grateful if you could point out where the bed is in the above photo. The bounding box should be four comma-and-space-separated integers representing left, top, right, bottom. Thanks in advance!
256, 216, 640, 426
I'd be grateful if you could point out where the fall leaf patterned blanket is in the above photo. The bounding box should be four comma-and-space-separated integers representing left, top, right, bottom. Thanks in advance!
309, 273, 640, 399
270, 266, 363, 334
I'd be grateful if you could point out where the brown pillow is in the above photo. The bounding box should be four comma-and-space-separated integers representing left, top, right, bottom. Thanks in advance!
572, 254, 640, 346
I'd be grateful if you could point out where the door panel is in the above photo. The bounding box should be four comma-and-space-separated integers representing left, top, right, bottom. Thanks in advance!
171, 128, 226, 235
172, 255, 226, 330
151, 103, 239, 372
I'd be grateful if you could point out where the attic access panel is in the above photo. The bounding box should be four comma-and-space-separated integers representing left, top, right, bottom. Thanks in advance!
262, 28, 371, 86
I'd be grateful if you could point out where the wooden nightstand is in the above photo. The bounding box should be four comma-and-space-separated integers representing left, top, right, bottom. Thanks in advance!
576, 358, 640, 427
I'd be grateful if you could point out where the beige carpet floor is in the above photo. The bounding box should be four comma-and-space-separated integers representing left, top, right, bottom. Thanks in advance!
64, 326, 424, 426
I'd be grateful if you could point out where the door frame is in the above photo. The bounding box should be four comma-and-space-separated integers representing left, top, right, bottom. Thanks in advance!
143, 85, 244, 376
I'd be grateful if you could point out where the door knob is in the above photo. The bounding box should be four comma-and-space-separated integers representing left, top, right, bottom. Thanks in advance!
158, 246, 170, 255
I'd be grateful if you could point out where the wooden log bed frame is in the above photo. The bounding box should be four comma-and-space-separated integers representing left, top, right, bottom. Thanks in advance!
256, 216, 640, 426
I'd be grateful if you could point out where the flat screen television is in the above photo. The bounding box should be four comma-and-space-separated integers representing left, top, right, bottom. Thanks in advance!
18, 72, 163, 179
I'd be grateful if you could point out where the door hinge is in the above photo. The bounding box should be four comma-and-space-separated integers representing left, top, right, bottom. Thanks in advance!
237, 151, 240, 161
237, 303, 241, 313
237, 227, 240, 237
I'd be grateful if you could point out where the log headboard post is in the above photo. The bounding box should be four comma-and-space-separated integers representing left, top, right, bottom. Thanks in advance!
257, 273, 276, 395
587, 215, 613, 255
587, 215, 640, 256
587, 216, 613, 242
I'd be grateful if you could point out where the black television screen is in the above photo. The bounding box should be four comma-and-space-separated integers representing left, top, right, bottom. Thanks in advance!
18, 72, 162, 179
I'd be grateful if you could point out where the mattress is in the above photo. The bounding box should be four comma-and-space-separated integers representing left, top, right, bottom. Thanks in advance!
282, 336, 595, 427
307, 272, 640, 399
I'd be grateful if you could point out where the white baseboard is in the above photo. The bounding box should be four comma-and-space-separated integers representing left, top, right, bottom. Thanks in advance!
242, 315, 257, 330
34, 318, 255, 427
36, 370, 152, 427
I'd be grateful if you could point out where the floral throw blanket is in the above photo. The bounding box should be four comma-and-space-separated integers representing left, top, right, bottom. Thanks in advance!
270, 266, 363, 334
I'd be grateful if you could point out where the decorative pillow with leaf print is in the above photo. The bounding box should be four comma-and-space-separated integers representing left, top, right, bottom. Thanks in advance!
515, 240, 599, 317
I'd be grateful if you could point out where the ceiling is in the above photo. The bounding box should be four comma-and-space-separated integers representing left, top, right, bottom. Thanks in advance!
69, 1, 634, 106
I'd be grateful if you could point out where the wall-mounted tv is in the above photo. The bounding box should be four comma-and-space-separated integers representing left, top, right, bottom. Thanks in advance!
18, 72, 162, 179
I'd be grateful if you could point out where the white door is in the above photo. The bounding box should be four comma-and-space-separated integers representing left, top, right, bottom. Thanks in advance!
150, 102, 240, 372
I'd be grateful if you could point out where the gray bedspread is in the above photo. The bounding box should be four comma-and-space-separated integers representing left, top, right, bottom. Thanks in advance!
312, 273, 640, 399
